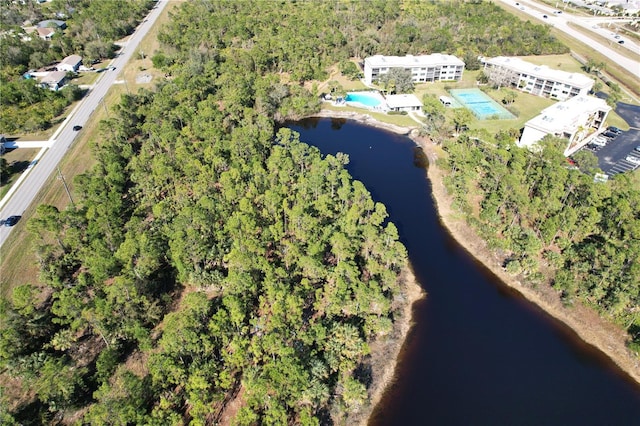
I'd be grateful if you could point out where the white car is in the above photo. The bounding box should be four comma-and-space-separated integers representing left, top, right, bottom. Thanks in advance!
625, 156, 640, 165
592, 138, 607, 147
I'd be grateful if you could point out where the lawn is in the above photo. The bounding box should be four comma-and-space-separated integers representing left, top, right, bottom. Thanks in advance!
0, 148, 40, 199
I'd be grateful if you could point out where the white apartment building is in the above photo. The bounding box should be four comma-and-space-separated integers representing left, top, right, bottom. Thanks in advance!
519, 95, 611, 156
364, 54, 465, 85
481, 56, 593, 101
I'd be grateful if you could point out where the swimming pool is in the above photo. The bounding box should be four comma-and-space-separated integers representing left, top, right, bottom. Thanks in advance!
449, 88, 515, 120
345, 92, 382, 108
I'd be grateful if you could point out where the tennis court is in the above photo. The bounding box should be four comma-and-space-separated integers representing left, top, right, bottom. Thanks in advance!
449, 88, 515, 120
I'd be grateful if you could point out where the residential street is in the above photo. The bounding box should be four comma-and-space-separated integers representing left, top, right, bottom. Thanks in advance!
0, 1, 169, 248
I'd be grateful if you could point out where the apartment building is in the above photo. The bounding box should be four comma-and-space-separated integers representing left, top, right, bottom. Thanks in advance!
519, 94, 611, 156
364, 54, 465, 85
481, 56, 593, 101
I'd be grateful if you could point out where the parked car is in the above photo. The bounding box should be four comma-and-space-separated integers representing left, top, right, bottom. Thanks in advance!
625, 156, 640, 165
607, 126, 622, 134
635, 145, 640, 152
592, 138, 607, 147
3, 215, 21, 227
602, 131, 618, 139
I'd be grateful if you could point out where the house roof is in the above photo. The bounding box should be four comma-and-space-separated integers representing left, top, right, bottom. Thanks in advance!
60, 54, 82, 67
525, 95, 610, 134
385, 94, 423, 108
36, 19, 66, 29
365, 54, 465, 69
39, 71, 67, 85
482, 56, 593, 89
36, 27, 55, 38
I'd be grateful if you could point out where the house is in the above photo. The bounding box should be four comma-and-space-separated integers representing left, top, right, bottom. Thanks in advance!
385, 94, 423, 113
36, 19, 66, 30
480, 56, 593, 101
519, 95, 611, 156
57, 55, 83, 73
36, 27, 55, 40
38, 71, 67, 90
364, 54, 465, 85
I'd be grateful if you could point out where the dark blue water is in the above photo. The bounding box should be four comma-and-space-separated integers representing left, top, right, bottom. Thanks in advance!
287, 118, 640, 426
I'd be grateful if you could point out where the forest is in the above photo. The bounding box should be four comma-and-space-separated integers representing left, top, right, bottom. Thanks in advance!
441, 132, 640, 352
1, 1, 586, 424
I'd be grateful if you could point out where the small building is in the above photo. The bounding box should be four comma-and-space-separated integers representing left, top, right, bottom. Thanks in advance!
36, 27, 55, 40
364, 54, 465, 85
38, 71, 67, 90
480, 56, 593, 101
439, 95, 454, 107
519, 95, 611, 156
385, 94, 423, 113
57, 54, 82, 73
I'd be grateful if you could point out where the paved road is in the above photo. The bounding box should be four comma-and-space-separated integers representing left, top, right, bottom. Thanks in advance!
498, 0, 640, 77
0, 0, 169, 248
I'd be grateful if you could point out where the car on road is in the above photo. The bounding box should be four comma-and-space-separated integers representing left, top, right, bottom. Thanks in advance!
607, 126, 622, 134
73, 125, 82, 131
625, 156, 640, 165
3, 215, 21, 227
543, 14, 548, 18
614, 35, 621, 39
618, 40, 624, 44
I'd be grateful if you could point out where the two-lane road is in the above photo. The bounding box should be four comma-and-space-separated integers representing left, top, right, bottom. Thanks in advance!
0, 0, 168, 248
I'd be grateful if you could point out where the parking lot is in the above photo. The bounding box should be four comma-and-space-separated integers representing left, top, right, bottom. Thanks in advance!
578, 101, 640, 178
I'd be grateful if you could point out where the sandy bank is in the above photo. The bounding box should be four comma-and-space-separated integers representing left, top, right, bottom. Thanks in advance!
308, 110, 640, 389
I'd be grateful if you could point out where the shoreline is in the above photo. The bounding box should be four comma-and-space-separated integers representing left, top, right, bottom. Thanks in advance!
308, 110, 640, 389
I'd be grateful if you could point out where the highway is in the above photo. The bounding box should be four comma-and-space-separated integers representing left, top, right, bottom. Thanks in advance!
0, 0, 168, 248
498, 0, 640, 78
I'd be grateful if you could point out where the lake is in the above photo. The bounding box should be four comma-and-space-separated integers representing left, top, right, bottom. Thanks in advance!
287, 117, 640, 426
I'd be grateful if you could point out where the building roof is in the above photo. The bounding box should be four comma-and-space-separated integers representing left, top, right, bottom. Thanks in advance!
60, 54, 82, 67
483, 56, 593, 88
525, 95, 610, 134
36, 19, 66, 29
39, 71, 67, 85
365, 54, 465, 68
36, 27, 55, 38
385, 94, 423, 108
